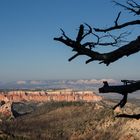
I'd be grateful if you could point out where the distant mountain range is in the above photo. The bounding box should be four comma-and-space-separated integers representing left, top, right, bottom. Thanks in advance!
0, 79, 140, 99
0, 79, 117, 90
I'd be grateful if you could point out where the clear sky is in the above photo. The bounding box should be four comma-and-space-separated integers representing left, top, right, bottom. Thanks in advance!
0, 0, 140, 82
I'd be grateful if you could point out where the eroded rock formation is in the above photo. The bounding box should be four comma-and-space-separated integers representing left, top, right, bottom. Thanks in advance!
0, 89, 102, 116
0, 89, 102, 103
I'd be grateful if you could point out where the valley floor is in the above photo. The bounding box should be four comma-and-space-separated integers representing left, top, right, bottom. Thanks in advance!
0, 100, 140, 140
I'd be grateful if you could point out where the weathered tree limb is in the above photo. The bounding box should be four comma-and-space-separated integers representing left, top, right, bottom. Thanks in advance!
94, 20, 140, 32
54, 1, 140, 65
115, 12, 121, 26
99, 81, 140, 94
99, 80, 140, 109
113, 93, 128, 109
54, 29, 140, 65
54, 0, 140, 110
94, 1, 140, 32
113, 0, 140, 15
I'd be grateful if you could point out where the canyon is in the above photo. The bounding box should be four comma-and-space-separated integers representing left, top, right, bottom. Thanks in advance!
0, 89, 102, 102
0, 89, 102, 116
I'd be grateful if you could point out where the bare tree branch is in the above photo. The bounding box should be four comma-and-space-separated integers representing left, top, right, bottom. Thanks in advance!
54, 0, 140, 109
82, 23, 92, 39
99, 80, 140, 109
54, 24, 140, 65
94, 1, 140, 33
76, 24, 84, 43
127, 0, 140, 8
68, 53, 80, 61
113, 93, 128, 109
99, 80, 140, 94
113, 0, 140, 15
94, 20, 140, 32
115, 12, 121, 26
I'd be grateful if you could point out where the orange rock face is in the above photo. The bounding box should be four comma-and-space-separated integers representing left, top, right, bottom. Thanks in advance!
0, 102, 12, 116
0, 90, 102, 103
0, 90, 102, 116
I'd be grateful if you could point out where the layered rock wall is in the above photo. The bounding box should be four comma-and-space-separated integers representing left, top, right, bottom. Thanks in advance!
0, 90, 102, 116
0, 90, 102, 103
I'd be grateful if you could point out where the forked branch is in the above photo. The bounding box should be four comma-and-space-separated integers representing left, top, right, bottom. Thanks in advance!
54, 0, 140, 111
113, 0, 140, 15
94, 1, 140, 32
94, 20, 140, 32
54, 24, 140, 65
99, 80, 140, 109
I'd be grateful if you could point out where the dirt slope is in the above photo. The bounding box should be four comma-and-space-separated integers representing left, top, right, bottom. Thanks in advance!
0, 100, 140, 140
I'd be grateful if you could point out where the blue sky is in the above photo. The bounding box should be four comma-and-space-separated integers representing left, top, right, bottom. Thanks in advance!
0, 0, 140, 82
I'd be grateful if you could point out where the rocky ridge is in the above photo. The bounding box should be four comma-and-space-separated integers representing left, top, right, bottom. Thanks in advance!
0, 89, 102, 103
0, 89, 102, 116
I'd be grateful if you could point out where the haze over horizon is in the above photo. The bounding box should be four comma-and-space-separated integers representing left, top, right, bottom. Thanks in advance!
0, 78, 117, 89
0, 79, 140, 99
0, 0, 140, 82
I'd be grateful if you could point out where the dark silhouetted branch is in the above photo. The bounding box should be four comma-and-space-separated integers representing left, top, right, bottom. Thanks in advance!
99, 80, 140, 94
99, 80, 140, 108
113, 93, 128, 109
116, 113, 140, 119
93, 1, 140, 33
113, 0, 140, 15
54, 0, 140, 112
76, 24, 84, 43
68, 53, 80, 61
54, 31, 140, 65
115, 12, 121, 26
94, 20, 140, 32
54, 1, 140, 64
82, 23, 92, 39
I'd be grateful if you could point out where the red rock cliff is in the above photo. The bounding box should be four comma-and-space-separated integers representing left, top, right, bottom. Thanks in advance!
0, 89, 102, 103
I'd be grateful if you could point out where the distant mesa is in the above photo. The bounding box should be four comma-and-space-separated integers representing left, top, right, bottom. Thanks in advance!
0, 89, 102, 117
0, 89, 102, 103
